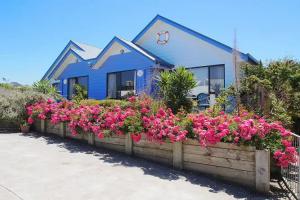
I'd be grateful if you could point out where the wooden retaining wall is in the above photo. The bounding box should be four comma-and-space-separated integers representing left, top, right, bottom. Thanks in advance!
183, 139, 256, 187
95, 134, 126, 153
33, 120, 270, 193
133, 137, 173, 166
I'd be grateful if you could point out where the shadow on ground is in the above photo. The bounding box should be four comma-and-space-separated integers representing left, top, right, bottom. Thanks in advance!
24, 132, 288, 200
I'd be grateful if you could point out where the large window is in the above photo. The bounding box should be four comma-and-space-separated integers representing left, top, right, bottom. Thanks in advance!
52, 83, 60, 93
107, 70, 135, 99
67, 76, 88, 99
189, 65, 225, 109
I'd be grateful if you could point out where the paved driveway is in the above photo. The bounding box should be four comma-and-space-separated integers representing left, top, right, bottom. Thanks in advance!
0, 133, 275, 200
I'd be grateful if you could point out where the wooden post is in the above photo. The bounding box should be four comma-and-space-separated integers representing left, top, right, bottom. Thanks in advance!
59, 123, 66, 138
88, 133, 95, 145
41, 120, 46, 133
173, 142, 183, 169
255, 150, 270, 193
125, 134, 133, 155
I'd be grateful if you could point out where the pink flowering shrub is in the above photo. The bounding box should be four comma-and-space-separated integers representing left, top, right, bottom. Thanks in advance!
188, 110, 297, 167
26, 96, 297, 168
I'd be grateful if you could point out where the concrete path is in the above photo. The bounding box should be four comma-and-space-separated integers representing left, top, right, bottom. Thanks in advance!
0, 133, 274, 200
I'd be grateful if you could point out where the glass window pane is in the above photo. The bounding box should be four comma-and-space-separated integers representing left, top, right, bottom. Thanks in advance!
68, 78, 76, 99
107, 71, 135, 99
210, 65, 224, 95
120, 71, 135, 90
107, 73, 117, 98
52, 83, 60, 92
189, 67, 209, 97
78, 76, 88, 89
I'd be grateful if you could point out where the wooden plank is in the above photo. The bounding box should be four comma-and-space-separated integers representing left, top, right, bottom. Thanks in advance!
183, 153, 255, 172
173, 142, 183, 169
183, 161, 255, 187
183, 139, 256, 151
33, 120, 41, 132
183, 144, 255, 162
134, 139, 172, 151
133, 146, 172, 160
111, 134, 125, 139
95, 137, 125, 145
95, 141, 125, 153
82, 133, 89, 141
67, 134, 83, 140
133, 150, 172, 165
134, 152, 172, 165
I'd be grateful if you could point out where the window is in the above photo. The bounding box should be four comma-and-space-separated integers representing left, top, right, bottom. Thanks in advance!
210, 65, 225, 94
52, 83, 60, 93
67, 76, 88, 99
107, 70, 135, 99
189, 65, 225, 109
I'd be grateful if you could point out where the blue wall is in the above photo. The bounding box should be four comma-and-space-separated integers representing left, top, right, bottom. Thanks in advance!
58, 51, 155, 100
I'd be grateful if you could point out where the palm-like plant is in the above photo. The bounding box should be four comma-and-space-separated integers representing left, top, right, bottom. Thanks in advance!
157, 67, 197, 113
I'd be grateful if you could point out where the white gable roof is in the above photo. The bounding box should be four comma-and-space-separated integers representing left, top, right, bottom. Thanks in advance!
72, 41, 102, 60
42, 40, 101, 80
93, 36, 171, 69
132, 15, 258, 66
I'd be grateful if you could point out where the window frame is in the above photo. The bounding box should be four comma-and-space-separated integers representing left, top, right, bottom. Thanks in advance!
52, 82, 61, 94
189, 64, 225, 96
67, 75, 89, 100
106, 69, 136, 99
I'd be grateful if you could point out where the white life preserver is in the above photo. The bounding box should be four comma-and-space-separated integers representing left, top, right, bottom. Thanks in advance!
156, 31, 169, 45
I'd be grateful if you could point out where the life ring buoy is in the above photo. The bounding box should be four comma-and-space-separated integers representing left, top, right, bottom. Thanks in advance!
156, 31, 169, 45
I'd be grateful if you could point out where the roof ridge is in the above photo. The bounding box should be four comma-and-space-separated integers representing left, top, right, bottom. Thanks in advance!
71, 40, 102, 51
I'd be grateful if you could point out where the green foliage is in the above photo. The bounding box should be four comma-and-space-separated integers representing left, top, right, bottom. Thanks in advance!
79, 99, 102, 106
78, 98, 130, 108
0, 89, 49, 125
32, 80, 59, 97
72, 84, 88, 104
99, 99, 130, 108
157, 67, 197, 113
218, 59, 300, 131
123, 113, 144, 134
0, 83, 14, 90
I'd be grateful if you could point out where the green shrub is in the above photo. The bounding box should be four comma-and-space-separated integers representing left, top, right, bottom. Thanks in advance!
98, 99, 130, 108
218, 59, 300, 132
72, 84, 88, 104
32, 80, 59, 97
0, 89, 49, 126
79, 99, 129, 108
157, 67, 197, 113
79, 98, 130, 108
79, 99, 102, 106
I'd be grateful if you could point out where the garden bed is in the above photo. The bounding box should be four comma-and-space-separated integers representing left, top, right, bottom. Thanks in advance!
183, 139, 256, 186
34, 120, 270, 192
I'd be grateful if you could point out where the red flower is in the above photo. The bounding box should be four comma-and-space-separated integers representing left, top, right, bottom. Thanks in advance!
131, 133, 141, 143
128, 96, 136, 103
97, 132, 104, 139
27, 117, 34, 124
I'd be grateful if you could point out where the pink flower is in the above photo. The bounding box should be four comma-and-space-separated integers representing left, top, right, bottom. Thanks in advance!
131, 133, 142, 143
27, 117, 34, 124
128, 96, 136, 103
97, 132, 104, 139
141, 107, 150, 114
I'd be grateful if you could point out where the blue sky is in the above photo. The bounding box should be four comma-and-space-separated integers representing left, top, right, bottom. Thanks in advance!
0, 0, 299, 85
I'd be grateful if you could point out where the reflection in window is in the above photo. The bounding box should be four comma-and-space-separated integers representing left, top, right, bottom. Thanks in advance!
52, 83, 60, 93
190, 67, 209, 95
107, 70, 135, 99
210, 65, 225, 96
189, 65, 225, 109
68, 76, 88, 99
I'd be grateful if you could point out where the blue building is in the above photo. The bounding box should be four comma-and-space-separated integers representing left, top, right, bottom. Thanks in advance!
42, 15, 257, 106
